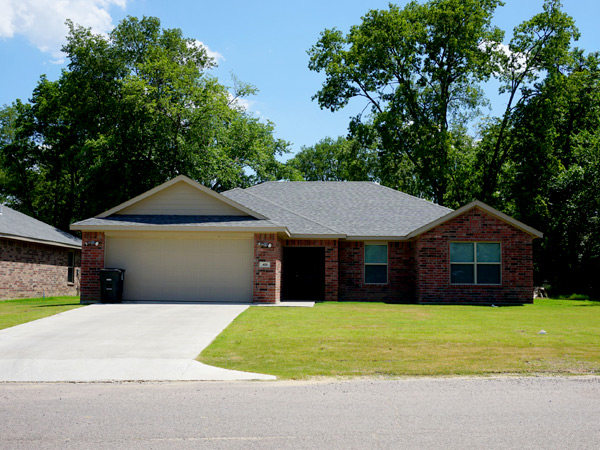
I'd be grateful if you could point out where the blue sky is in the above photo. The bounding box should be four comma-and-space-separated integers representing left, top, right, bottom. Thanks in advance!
1, 0, 599, 158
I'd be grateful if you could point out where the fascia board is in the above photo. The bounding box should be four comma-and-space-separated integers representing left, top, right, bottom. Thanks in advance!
286, 233, 347, 240
70, 224, 289, 233
344, 235, 409, 241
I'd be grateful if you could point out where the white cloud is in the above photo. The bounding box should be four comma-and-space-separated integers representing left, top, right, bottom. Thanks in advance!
227, 92, 253, 112
191, 39, 224, 64
0, 0, 127, 59
479, 40, 528, 75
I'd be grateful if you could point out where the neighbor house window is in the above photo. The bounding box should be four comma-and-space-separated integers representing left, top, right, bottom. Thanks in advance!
67, 251, 75, 284
450, 242, 501, 285
365, 244, 388, 284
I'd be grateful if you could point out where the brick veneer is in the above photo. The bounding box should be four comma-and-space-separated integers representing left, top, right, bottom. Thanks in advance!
80, 231, 105, 303
253, 233, 283, 303
284, 239, 339, 302
0, 237, 81, 300
415, 207, 534, 304
339, 241, 415, 302
77, 209, 534, 305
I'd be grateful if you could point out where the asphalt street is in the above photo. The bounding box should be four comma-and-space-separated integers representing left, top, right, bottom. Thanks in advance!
1, 376, 599, 449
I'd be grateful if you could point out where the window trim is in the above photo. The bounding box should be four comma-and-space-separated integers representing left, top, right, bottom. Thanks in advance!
67, 251, 75, 284
364, 243, 388, 285
450, 242, 502, 285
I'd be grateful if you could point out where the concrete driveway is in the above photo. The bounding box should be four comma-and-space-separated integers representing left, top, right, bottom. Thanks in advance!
0, 304, 275, 382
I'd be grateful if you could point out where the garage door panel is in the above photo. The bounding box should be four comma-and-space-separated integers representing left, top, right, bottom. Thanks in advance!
106, 236, 253, 302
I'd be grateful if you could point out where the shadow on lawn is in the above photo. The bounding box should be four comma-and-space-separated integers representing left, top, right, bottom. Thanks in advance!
36, 304, 80, 308
381, 300, 526, 307
550, 295, 600, 303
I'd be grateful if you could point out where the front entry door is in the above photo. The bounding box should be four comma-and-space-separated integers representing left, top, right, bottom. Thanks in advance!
282, 247, 325, 301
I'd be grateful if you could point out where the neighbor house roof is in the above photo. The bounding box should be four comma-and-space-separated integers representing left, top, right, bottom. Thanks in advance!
0, 204, 82, 249
223, 181, 453, 239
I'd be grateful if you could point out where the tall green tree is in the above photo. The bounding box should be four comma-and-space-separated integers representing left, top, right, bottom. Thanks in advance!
476, 0, 579, 204
501, 52, 600, 294
287, 136, 376, 182
308, 0, 504, 206
0, 16, 292, 231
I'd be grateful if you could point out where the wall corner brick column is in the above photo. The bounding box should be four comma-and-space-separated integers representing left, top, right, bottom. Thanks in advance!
253, 233, 283, 303
324, 242, 338, 302
80, 232, 105, 304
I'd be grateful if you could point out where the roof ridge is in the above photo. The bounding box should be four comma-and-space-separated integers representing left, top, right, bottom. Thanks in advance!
376, 183, 454, 213
237, 188, 343, 235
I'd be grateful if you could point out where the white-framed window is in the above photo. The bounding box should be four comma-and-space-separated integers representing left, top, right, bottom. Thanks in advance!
67, 251, 75, 284
365, 243, 388, 284
450, 242, 501, 285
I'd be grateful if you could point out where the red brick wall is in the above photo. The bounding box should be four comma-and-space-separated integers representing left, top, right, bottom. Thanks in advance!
339, 241, 415, 302
415, 207, 534, 304
80, 232, 105, 303
0, 237, 81, 300
253, 233, 283, 303
284, 239, 339, 301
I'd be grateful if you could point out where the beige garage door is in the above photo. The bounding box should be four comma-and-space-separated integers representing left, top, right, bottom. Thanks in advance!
105, 233, 254, 302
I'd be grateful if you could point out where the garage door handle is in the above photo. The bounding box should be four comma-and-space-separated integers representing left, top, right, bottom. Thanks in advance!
106, 278, 112, 281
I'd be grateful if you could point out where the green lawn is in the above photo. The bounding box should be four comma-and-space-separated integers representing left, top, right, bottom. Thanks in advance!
0, 296, 83, 330
198, 299, 600, 379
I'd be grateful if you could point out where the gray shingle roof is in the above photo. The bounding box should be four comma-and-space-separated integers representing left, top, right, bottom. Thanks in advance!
72, 215, 283, 230
0, 204, 81, 248
224, 181, 452, 238
221, 189, 342, 236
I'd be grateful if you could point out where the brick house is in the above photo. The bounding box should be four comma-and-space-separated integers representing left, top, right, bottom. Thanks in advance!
0, 205, 82, 300
71, 175, 542, 305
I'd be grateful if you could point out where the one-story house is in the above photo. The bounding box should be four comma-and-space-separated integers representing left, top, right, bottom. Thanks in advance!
71, 175, 542, 305
1, 204, 82, 300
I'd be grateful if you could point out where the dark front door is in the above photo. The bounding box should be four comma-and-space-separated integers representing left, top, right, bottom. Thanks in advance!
282, 247, 325, 301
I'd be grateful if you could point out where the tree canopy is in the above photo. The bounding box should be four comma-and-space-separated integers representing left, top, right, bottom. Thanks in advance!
306, 0, 600, 296
287, 136, 376, 182
308, 0, 505, 206
308, 0, 579, 208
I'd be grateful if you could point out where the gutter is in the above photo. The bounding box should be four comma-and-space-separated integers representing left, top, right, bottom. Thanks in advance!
0, 232, 82, 250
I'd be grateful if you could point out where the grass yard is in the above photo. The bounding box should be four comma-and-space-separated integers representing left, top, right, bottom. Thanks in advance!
198, 298, 600, 379
0, 296, 83, 330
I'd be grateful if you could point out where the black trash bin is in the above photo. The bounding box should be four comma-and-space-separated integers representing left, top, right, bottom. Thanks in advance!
99, 268, 125, 303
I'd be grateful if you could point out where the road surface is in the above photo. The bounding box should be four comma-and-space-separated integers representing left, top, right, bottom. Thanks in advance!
1, 376, 598, 449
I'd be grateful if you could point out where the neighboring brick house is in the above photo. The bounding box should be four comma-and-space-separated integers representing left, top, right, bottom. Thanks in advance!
0, 205, 82, 300
71, 175, 542, 305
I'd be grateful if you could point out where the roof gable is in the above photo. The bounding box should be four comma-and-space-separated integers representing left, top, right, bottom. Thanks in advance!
97, 175, 266, 219
406, 200, 543, 239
